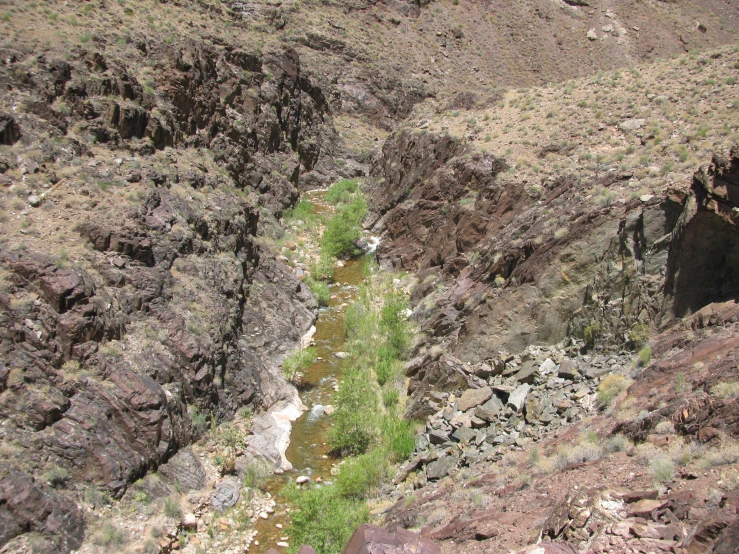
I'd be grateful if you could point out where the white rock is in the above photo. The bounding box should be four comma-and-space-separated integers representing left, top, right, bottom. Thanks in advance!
296, 476, 310, 484
277, 542, 289, 548
586, 28, 598, 40
640, 194, 655, 202
539, 358, 558, 375
618, 118, 646, 131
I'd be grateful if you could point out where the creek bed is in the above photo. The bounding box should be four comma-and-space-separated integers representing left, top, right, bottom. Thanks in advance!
250, 190, 369, 552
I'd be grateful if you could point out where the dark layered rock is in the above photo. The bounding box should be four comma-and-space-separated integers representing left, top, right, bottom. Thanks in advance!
0, 113, 21, 145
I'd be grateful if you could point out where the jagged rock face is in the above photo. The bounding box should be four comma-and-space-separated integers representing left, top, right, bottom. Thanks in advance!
369, 131, 739, 418
0, 42, 335, 551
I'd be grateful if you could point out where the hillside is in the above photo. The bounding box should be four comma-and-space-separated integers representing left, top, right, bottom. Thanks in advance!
0, 0, 738, 553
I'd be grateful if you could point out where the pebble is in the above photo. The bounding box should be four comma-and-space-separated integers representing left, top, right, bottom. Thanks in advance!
277, 542, 289, 548
296, 476, 310, 484
259, 512, 269, 519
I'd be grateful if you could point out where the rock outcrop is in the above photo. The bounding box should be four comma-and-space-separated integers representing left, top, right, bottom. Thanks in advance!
0, 33, 344, 553
369, 131, 739, 419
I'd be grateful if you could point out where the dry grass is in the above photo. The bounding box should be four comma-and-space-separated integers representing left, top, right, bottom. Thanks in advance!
416, 44, 739, 204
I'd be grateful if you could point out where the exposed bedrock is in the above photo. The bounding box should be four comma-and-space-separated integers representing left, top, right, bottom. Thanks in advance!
368, 131, 739, 419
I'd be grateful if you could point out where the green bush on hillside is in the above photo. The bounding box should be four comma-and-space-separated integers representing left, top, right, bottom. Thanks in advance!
328, 364, 377, 456
381, 416, 416, 462
320, 197, 367, 259
335, 449, 387, 499
283, 484, 369, 554
325, 179, 360, 205
283, 347, 316, 381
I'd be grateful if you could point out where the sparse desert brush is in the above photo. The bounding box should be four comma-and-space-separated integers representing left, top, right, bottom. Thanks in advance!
654, 420, 676, 435
555, 441, 602, 469
553, 227, 569, 240
650, 455, 675, 485
94, 520, 125, 547
45, 466, 69, 488
163, 496, 181, 519
700, 444, 739, 468
596, 374, 629, 409
604, 433, 632, 453
710, 381, 739, 399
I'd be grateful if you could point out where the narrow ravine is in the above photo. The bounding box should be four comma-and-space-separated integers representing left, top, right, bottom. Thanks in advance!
251, 190, 373, 553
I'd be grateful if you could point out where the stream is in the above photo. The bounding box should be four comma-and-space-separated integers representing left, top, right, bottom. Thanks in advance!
251, 190, 371, 552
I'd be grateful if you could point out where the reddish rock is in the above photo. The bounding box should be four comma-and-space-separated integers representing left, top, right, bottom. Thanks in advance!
621, 490, 659, 503
341, 524, 440, 554
627, 499, 666, 518
517, 543, 579, 554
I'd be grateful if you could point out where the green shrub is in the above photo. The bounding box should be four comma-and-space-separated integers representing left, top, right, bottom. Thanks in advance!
283, 347, 317, 381
163, 496, 181, 519
320, 197, 367, 259
381, 417, 416, 462
596, 374, 629, 409
629, 323, 650, 349
305, 277, 330, 307
380, 293, 410, 357
85, 488, 112, 507
325, 179, 359, 205
283, 484, 369, 554
189, 405, 208, 432
382, 388, 399, 409
45, 466, 69, 488
243, 458, 271, 489
583, 321, 602, 346
328, 365, 377, 456
604, 434, 631, 453
133, 490, 150, 504
310, 253, 336, 282
650, 456, 675, 485
375, 351, 395, 386
675, 372, 687, 393
284, 199, 320, 229
636, 346, 652, 367
336, 450, 387, 498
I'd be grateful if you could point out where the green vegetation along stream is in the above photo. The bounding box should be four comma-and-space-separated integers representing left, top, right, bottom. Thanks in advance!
251, 186, 416, 554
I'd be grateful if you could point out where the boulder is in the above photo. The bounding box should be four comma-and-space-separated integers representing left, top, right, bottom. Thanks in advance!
558, 358, 579, 379
210, 476, 241, 510
508, 384, 531, 411
618, 118, 646, 131
457, 386, 493, 412
425, 455, 456, 480
341, 524, 440, 554
475, 395, 504, 421
539, 358, 558, 375
627, 498, 666, 517
514, 362, 539, 384
451, 426, 476, 443
429, 430, 450, 445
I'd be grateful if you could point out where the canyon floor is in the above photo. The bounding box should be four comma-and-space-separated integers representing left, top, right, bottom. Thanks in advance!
0, 0, 738, 553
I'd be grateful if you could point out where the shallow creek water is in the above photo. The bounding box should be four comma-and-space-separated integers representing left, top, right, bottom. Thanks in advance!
251, 190, 369, 552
